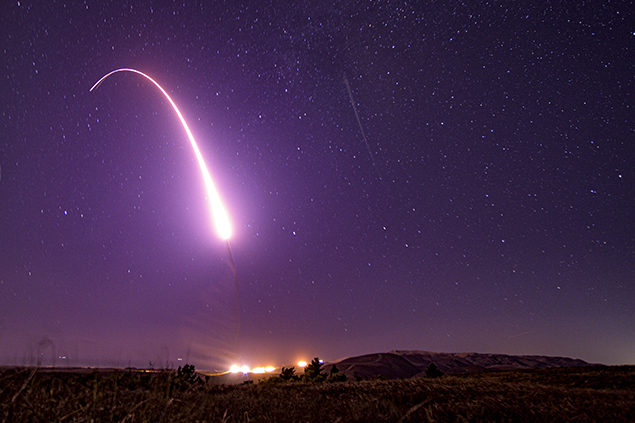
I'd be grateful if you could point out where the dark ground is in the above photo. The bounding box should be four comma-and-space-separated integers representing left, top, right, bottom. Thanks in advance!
1, 365, 634, 422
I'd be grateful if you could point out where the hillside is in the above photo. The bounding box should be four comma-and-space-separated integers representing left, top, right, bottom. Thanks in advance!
325, 350, 589, 380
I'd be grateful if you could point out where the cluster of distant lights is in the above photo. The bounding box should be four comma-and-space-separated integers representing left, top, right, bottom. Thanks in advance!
229, 361, 310, 375
229, 365, 276, 374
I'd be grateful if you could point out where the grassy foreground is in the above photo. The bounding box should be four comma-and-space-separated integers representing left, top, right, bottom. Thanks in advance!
1, 365, 634, 422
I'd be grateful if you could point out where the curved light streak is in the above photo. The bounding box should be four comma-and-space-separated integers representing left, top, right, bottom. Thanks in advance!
91, 68, 231, 240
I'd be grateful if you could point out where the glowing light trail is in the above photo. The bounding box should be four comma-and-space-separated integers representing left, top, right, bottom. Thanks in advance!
91, 69, 242, 355
343, 74, 375, 166
90, 68, 232, 240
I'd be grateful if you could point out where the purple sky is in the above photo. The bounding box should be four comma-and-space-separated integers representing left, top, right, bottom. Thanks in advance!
1, 1, 634, 370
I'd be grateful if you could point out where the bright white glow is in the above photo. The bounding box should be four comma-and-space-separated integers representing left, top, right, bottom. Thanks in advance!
298, 361, 307, 367
229, 365, 250, 374
91, 68, 232, 240
229, 365, 276, 374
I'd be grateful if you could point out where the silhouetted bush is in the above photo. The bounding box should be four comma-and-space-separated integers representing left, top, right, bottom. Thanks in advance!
303, 357, 326, 382
426, 362, 444, 378
174, 364, 200, 391
328, 364, 347, 382
280, 366, 298, 381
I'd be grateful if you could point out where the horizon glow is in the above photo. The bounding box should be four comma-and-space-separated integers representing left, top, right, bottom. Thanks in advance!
90, 68, 232, 240
230, 365, 275, 374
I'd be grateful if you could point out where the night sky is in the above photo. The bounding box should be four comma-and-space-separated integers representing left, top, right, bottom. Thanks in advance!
2, 1, 634, 370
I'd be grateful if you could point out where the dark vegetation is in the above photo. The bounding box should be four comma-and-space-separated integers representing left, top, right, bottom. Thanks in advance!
425, 362, 444, 379
268, 358, 347, 384
1, 364, 634, 422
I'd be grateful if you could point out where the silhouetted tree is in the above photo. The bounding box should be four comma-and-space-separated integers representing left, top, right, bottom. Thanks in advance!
174, 364, 200, 389
177, 364, 197, 380
280, 366, 298, 381
425, 362, 444, 378
303, 358, 326, 382
328, 364, 347, 382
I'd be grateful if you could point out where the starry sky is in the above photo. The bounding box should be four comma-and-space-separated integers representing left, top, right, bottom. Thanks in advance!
1, 1, 634, 370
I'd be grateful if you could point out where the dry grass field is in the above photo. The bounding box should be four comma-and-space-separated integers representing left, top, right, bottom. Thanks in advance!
1, 365, 634, 422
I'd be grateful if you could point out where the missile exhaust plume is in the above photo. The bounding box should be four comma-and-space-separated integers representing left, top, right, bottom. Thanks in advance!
226, 240, 241, 346
91, 68, 241, 358
90, 68, 232, 240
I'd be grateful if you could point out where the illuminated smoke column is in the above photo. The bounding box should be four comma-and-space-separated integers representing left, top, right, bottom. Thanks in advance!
90, 68, 232, 240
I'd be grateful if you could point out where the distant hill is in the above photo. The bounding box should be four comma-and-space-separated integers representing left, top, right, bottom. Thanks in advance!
324, 350, 590, 380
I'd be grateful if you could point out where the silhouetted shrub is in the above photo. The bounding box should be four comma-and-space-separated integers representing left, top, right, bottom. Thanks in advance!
280, 366, 298, 381
303, 358, 326, 382
173, 364, 200, 391
328, 365, 347, 382
426, 362, 444, 378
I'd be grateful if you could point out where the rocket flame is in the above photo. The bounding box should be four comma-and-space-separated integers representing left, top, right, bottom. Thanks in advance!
90, 68, 232, 240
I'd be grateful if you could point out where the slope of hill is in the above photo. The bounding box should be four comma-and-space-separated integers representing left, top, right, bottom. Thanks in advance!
325, 350, 589, 380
